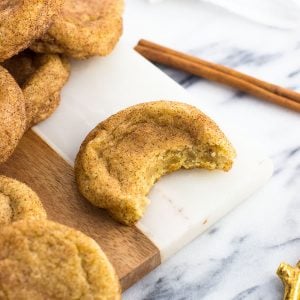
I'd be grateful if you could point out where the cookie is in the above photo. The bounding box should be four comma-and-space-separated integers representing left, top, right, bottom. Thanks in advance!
0, 176, 46, 226
0, 219, 120, 299
31, 0, 124, 59
2, 50, 70, 128
0, 66, 26, 164
75, 101, 236, 225
0, 0, 62, 61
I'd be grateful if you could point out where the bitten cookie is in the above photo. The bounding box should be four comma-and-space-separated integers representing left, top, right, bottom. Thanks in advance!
31, 0, 124, 59
75, 101, 236, 225
0, 66, 26, 164
2, 50, 70, 128
0, 0, 62, 61
0, 176, 46, 226
0, 219, 121, 299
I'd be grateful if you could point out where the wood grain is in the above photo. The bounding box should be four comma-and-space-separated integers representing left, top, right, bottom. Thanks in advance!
0, 130, 161, 290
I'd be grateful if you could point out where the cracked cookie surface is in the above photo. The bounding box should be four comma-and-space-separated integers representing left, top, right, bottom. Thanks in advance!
0, 176, 46, 226
0, 0, 62, 61
75, 101, 236, 225
31, 0, 124, 59
0, 219, 120, 300
0, 66, 26, 164
2, 50, 70, 128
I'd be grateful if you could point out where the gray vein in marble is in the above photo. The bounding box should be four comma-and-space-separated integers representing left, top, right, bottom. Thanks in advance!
219, 91, 247, 105
219, 49, 283, 68
231, 285, 259, 300
208, 227, 219, 235
231, 278, 282, 300
178, 74, 200, 88
288, 69, 300, 78
272, 145, 300, 176
266, 237, 300, 250
158, 65, 200, 88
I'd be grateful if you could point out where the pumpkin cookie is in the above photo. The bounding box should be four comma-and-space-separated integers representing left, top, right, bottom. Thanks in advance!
75, 101, 236, 225
0, 0, 62, 61
31, 0, 124, 59
0, 219, 120, 299
0, 176, 46, 226
0, 66, 26, 164
2, 50, 70, 128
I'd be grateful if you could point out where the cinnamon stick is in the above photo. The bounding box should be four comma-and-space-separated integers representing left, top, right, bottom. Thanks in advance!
135, 39, 300, 113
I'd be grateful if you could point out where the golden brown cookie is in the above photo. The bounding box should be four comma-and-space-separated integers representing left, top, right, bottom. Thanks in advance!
0, 176, 46, 226
75, 101, 236, 225
2, 50, 70, 128
0, 66, 26, 164
0, 219, 121, 299
31, 0, 124, 59
0, 0, 62, 61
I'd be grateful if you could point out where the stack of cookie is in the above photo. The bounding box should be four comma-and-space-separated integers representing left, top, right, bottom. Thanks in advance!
0, 175, 121, 299
0, 0, 124, 164
0, 1, 123, 298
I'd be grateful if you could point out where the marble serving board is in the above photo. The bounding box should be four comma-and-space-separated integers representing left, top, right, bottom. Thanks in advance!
27, 43, 273, 285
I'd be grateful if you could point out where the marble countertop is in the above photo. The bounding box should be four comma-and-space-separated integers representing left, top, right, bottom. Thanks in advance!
122, 1, 300, 299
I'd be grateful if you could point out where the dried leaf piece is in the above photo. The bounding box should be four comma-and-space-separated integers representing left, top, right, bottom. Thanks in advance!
277, 261, 300, 300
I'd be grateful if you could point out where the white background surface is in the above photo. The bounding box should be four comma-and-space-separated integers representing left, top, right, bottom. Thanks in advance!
121, 1, 300, 299
148, 0, 300, 29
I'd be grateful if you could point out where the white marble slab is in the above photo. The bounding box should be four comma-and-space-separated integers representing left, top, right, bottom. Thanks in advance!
34, 44, 272, 261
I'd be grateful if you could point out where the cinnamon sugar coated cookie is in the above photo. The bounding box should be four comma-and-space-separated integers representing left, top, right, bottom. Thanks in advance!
0, 66, 26, 164
31, 0, 124, 59
0, 176, 46, 226
75, 101, 236, 225
0, 0, 62, 61
2, 51, 70, 128
0, 219, 121, 299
